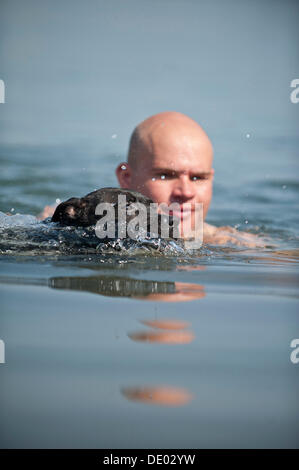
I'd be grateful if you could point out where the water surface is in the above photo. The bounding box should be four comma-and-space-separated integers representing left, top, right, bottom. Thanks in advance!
0, 0, 299, 449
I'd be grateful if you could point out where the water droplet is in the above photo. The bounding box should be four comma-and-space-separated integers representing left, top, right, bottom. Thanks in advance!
246, 133, 251, 139
245, 219, 248, 224
111, 134, 117, 139
282, 185, 287, 190
121, 164, 126, 170
10, 208, 14, 212
151, 177, 156, 181
55, 198, 61, 204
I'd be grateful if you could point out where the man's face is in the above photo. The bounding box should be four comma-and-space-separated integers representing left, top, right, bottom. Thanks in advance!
123, 130, 214, 223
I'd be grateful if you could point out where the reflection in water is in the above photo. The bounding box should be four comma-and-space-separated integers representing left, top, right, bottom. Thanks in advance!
141, 319, 190, 329
49, 275, 205, 302
50, 275, 176, 297
142, 282, 205, 302
126, 319, 195, 405
50, 274, 199, 407
129, 318, 195, 344
242, 249, 299, 265
128, 330, 195, 344
122, 386, 193, 407
176, 264, 206, 272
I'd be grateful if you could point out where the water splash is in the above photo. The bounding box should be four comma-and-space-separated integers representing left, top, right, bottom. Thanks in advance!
0, 211, 184, 256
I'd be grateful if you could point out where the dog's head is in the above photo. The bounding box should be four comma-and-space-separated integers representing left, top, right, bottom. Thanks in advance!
51, 197, 93, 226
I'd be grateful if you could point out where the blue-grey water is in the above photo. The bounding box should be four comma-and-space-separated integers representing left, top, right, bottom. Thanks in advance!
0, 0, 299, 449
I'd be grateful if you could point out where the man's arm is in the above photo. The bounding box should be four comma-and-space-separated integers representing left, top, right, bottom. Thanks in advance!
203, 222, 266, 248
36, 203, 58, 220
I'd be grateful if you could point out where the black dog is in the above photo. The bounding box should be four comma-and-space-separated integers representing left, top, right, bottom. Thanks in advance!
51, 187, 178, 239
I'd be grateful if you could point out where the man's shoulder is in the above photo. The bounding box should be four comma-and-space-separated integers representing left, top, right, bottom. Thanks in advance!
203, 222, 265, 247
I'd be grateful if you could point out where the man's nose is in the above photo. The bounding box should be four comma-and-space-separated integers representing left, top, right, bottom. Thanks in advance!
171, 176, 195, 202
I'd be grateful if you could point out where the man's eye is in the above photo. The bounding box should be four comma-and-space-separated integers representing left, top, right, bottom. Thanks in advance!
191, 175, 207, 181
159, 173, 172, 180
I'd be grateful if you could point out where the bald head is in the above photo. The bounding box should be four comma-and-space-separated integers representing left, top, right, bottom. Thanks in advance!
127, 111, 213, 169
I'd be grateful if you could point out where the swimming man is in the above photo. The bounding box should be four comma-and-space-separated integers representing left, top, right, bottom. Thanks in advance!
39, 111, 263, 247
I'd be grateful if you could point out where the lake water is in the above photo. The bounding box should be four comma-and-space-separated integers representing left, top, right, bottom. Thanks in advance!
0, 0, 299, 449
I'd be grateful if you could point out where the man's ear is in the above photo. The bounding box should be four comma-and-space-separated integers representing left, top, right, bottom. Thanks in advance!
116, 162, 132, 188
